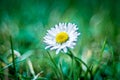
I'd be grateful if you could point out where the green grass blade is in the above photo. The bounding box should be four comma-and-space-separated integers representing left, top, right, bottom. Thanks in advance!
100, 37, 107, 58
10, 36, 17, 79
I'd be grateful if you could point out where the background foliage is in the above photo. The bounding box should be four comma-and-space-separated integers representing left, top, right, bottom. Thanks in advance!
0, 0, 120, 80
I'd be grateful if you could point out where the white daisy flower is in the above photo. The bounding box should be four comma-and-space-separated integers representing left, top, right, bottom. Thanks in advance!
43, 23, 80, 54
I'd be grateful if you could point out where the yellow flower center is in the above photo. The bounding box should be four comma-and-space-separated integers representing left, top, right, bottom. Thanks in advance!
56, 32, 69, 43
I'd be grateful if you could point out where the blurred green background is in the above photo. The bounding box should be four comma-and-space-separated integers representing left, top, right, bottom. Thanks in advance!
0, 0, 120, 79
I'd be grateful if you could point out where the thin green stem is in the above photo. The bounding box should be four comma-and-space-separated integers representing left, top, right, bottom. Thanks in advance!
74, 55, 93, 80
68, 49, 89, 71
67, 49, 93, 79
47, 51, 58, 71
47, 51, 62, 80
71, 55, 74, 80
10, 36, 17, 79
100, 37, 107, 58
59, 63, 64, 80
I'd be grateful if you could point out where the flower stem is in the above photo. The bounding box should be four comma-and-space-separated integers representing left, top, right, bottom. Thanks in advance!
67, 49, 93, 79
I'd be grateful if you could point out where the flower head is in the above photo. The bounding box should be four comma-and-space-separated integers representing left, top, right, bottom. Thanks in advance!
43, 23, 80, 54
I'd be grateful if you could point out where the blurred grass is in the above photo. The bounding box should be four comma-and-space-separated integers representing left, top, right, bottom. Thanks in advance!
0, 0, 120, 79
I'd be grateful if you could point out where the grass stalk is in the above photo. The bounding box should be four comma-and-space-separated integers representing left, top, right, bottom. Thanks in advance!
10, 36, 17, 79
